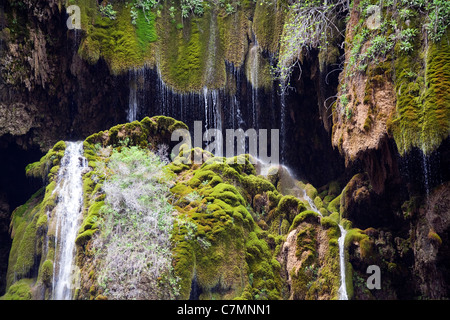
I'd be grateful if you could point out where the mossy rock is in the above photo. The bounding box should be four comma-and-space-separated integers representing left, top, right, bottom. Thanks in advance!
25, 141, 66, 181
389, 28, 450, 155
243, 175, 276, 199
327, 195, 341, 214
0, 279, 34, 300
40, 260, 53, 287
277, 195, 306, 223
314, 196, 323, 210
289, 210, 320, 233
304, 183, 318, 200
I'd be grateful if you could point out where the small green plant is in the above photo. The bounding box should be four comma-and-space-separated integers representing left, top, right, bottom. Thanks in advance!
345, 106, 352, 120
398, 28, 417, 52
426, 0, 450, 42
400, 40, 414, 52
132, 0, 159, 24
99, 3, 117, 20
169, 6, 176, 21
399, 8, 413, 20
181, 0, 205, 18
185, 191, 203, 203
130, 8, 139, 25
340, 94, 349, 108
370, 35, 393, 57
275, 0, 349, 91
197, 237, 212, 250
225, 3, 236, 15
93, 146, 178, 300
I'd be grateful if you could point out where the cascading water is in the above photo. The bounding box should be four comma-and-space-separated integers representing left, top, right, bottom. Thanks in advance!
256, 160, 348, 300
203, 87, 223, 155
51, 141, 87, 300
249, 41, 260, 129
128, 69, 138, 122
127, 68, 145, 122
303, 190, 348, 300
280, 84, 287, 163
337, 225, 348, 300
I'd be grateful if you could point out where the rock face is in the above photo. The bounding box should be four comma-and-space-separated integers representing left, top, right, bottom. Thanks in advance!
0, 0, 449, 300
412, 183, 450, 298
0, 116, 346, 300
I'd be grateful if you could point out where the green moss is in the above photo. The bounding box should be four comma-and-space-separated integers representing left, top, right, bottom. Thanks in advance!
327, 181, 340, 196
289, 210, 319, 233
313, 196, 323, 210
287, 207, 341, 298
277, 195, 305, 223
217, 6, 250, 68
304, 183, 318, 200
67, 1, 281, 92
428, 229, 442, 246
206, 183, 245, 207
40, 260, 53, 286
75, 228, 98, 247
79, 200, 104, 235
390, 29, 450, 155
359, 237, 376, 260
171, 20, 203, 89
267, 191, 282, 210
36, 213, 48, 231
5, 186, 46, 288
76, 1, 149, 74
345, 228, 369, 249
280, 219, 290, 235
166, 140, 283, 299
420, 33, 450, 154
0, 279, 33, 300
363, 114, 374, 132
252, 0, 284, 54
243, 175, 276, 199
52, 140, 66, 152
320, 216, 339, 232
25, 142, 66, 181
135, 9, 157, 51
327, 195, 341, 216
295, 224, 317, 259
157, 8, 227, 92
13, 215, 38, 279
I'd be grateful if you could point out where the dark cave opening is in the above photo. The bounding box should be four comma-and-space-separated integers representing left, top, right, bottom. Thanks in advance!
281, 50, 346, 187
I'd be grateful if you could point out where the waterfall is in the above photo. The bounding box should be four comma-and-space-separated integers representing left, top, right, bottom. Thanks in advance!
52, 141, 87, 300
255, 161, 348, 299
303, 190, 348, 300
280, 87, 287, 163
226, 63, 246, 134
203, 87, 223, 155
249, 41, 260, 129
422, 151, 430, 196
338, 225, 348, 300
128, 69, 138, 122
127, 68, 145, 122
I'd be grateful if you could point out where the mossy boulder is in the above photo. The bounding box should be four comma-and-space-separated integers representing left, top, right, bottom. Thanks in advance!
25, 141, 66, 181
276, 195, 307, 224
0, 279, 33, 300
